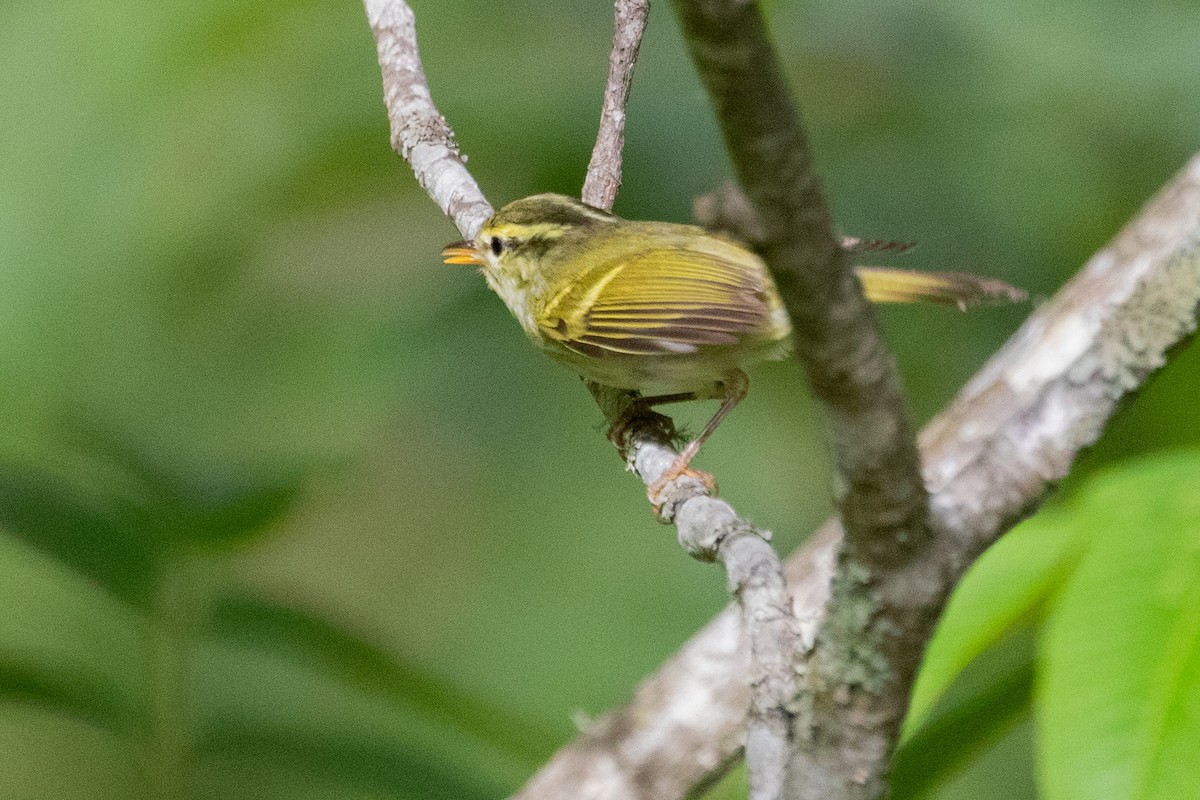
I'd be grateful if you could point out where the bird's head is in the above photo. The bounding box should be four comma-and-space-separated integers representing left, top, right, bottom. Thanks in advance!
441, 193, 616, 282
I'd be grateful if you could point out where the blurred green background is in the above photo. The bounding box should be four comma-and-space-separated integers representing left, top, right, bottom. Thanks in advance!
2, 0, 1198, 798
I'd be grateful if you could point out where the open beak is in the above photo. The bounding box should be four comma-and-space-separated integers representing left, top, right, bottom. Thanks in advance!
442, 241, 485, 265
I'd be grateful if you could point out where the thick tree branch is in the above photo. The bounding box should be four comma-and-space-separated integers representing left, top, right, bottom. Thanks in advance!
364, 0, 492, 238
514, 153, 1200, 799
922, 154, 1200, 568
669, 2, 933, 795
670, 0, 927, 569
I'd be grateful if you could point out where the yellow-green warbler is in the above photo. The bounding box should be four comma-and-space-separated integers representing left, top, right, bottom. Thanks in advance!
444, 193, 1022, 503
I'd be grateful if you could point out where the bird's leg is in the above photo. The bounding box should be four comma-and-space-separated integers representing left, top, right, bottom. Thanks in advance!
607, 390, 699, 460
647, 369, 749, 507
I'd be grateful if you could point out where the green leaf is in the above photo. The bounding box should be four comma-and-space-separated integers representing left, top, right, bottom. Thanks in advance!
194, 635, 522, 800
0, 527, 536, 798
0, 463, 157, 607
169, 478, 303, 550
1039, 451, 1200, 800
0, 527, 147, 798
210, 593, 554, 765
0, 416, 304, 608
0, 530, 145, 730
0, 702, 141, 800
893, 627, 1036, 798
905, 506, 1083, 735
58, 418, 304, 551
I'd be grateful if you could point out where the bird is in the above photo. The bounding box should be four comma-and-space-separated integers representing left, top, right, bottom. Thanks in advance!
443, 193, 1023, 505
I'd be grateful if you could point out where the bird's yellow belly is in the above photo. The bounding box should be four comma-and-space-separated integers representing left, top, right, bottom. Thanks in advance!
541, 336, 790, 393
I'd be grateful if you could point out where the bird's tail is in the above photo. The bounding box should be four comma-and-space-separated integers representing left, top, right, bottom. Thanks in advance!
855, 267, 1027, 310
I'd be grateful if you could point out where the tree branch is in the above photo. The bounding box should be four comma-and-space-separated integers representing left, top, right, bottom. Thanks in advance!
922, 153, 1200, 569
364, 0, 492, 239
586, 387, 800, 800
582, 0, 650, 211
514, 152, 1200, 799
670, 0, 927, 568
668, 2, 933, 795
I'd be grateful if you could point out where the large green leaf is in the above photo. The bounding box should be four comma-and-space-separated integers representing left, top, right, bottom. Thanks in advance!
894, 627, 1037, 798
904, 506, 1083, 735
1039, 452, 1200, 800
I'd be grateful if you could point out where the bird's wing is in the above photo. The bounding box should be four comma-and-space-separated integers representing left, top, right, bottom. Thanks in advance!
537, 247, 776, 357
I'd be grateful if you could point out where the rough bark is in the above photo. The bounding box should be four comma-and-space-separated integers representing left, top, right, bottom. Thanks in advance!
669, 2, 932, 794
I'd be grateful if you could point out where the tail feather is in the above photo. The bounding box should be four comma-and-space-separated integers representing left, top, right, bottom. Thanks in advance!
841, 236, 916, 254
855, 267, 1027, 310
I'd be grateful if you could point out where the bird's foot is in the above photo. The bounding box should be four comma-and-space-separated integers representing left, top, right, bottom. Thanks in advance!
608, 404, 675, 462
647, 444, 717, 516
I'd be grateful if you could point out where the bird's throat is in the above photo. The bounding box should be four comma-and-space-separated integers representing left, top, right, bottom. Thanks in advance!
482, 265, 541, 338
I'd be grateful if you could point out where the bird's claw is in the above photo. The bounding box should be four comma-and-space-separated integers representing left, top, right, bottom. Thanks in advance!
647, 463, 717, 516
607, 407, 638, 460
608, 405, 674, 462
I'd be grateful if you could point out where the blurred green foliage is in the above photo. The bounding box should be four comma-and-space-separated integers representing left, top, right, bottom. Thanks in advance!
1, 0, 1198, 797
897, 453, 1200, 800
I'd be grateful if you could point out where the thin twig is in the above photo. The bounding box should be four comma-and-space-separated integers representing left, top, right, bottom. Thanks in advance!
582, 0, 650, 211
364, 0, 492, 238
586, 387, 801, 800
513, 153, 1200, 800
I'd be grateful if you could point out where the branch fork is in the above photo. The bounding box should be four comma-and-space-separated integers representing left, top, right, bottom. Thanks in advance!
364, 0, 1200, 797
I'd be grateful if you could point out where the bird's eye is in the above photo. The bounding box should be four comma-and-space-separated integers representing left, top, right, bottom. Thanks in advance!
490, 236, 503, 256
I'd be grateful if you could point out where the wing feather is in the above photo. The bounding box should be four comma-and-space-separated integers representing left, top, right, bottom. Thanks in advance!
539, 247, 778, 357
